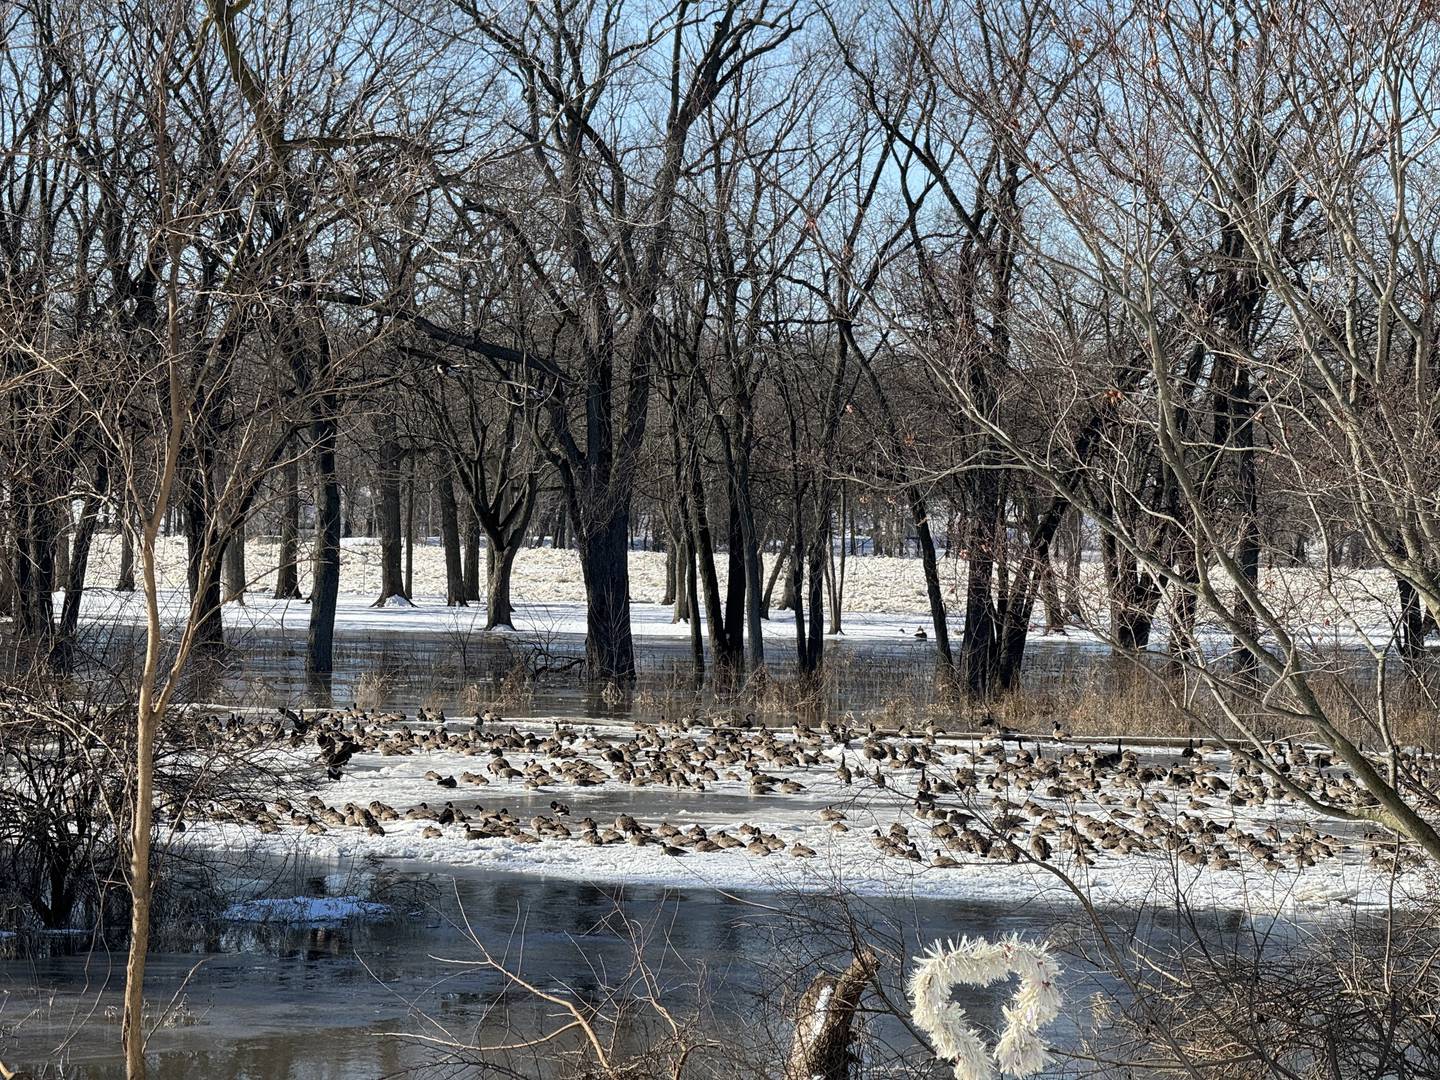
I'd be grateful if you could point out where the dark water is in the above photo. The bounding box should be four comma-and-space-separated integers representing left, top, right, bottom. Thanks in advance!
3, 861, 1153, 1079
0, 615, 1326, 1078
55, 603, 1123, 722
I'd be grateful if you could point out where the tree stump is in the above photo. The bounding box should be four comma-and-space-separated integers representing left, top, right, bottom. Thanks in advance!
785, 949, 876, 1080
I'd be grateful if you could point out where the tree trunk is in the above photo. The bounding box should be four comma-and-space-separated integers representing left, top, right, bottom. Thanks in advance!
960, 473, 1001, 696
463, 511, 482, 603
184, 483, 224, 654
273, 454, 302, 599
673, 535, 691, 622
722, 499, 746, 664
485, 543, 519, 629
684, 531, 704, 677
785, 950, 875, 1080
223, 524, 246, 604
308, 404, 342, 674
374, 432, 406, 604
52, 501, 70, 591
404, 458, 416, 600
117, 525, 136, 591
662, 534, 677, 607
762, 546, 786, 619
578, 509, 635, 680
437, 471, 466, 606
828, 487, 846, 635
14, 490, 56, 644
1100, 531, 1155, 650
56, 475, 105, 668
910, 487, 953, 671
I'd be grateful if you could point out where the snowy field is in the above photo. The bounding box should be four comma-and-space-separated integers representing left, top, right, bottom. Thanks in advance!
70, 533, 1415, 652
181, 710, 1430, 914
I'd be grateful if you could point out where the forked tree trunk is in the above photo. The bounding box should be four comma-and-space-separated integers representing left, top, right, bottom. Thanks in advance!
785, 951, 875, 1080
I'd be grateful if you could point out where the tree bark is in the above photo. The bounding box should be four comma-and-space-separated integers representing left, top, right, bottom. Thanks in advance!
273, 453, 302, 599
117, 525, 136, 592
373, 430, 406, 605
437, 470, 466, 606
308, 403, 342, 673
462, 511, 482, 603
578, 508, 636, 680
785, 951, 874, 1080
223, 524, 246, 604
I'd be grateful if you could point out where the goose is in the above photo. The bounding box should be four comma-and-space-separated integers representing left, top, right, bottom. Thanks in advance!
913, 626, 928, 640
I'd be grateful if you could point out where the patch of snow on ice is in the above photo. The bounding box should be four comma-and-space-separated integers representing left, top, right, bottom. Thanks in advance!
220, 895, 389, 924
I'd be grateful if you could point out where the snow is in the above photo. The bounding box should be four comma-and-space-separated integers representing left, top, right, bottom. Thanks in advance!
178, 718, 1429, 915
219, 896, 390, 924
62, 533, 1420, 651
806, 984, 835, 1044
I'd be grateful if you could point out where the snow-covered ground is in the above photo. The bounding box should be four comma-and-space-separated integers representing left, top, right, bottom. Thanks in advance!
181, 712, 1429, 914
66, 533, 1413, 654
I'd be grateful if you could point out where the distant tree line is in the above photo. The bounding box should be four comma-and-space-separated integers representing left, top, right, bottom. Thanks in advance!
1, 0, 1436, 704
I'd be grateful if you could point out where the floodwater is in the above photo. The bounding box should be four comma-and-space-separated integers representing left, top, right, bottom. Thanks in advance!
0, 622, 1324, 1078
61, 607, 1129, 720
2, 859, 1174, 1079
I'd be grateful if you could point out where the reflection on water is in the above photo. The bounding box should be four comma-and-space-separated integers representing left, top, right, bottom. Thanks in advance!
0, 858, 1281, 1080
65, 614, 1128, 722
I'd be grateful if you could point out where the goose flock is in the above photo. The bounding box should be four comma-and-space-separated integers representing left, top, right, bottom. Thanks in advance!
195, 705, 1433, 898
